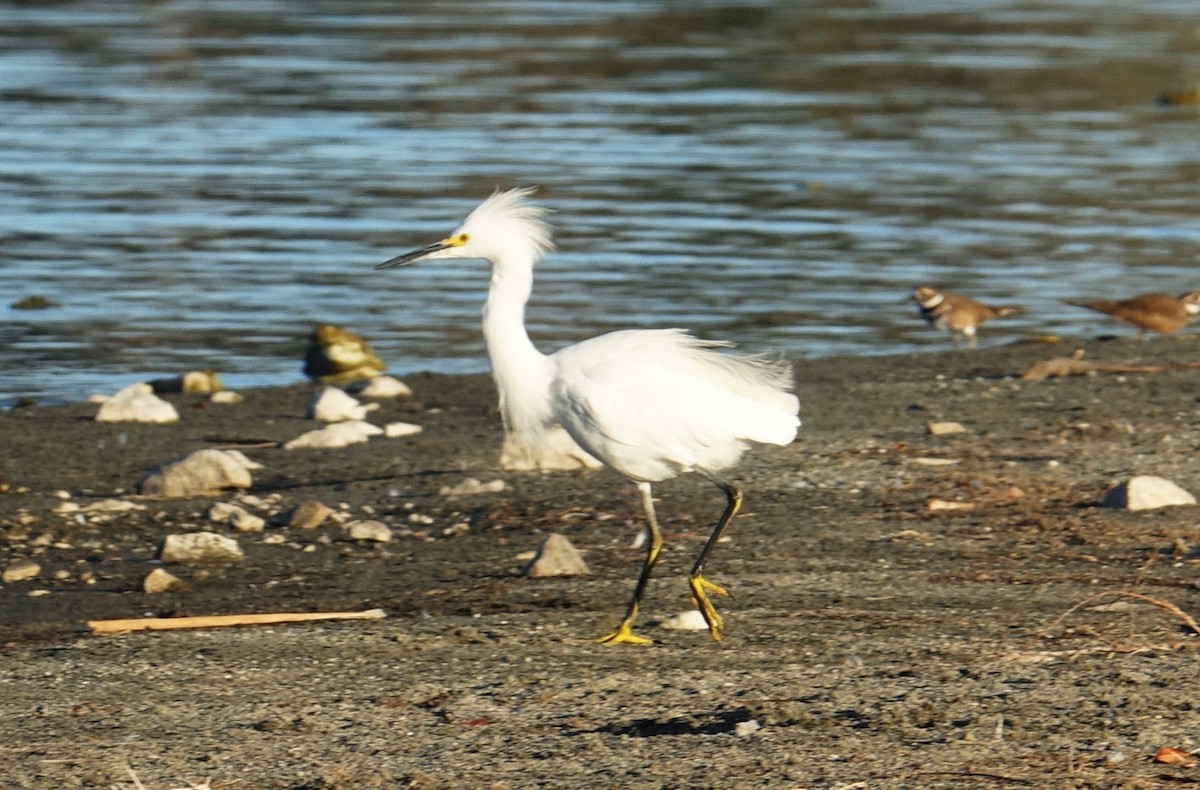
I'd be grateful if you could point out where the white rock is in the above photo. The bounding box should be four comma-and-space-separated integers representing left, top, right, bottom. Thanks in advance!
208, 502, 265, 532
284, 499, 333, 530
910, 457, 959, 466
159, 532, 244, 563
2, 560, 41, 583
237, 493, 271, 509
225, 450, 263, 469
524, 534, 589, 578
344, 520, 392, 542
734, 719, 762, 737
1102, 475, 1196, 511
283, 420, 383, 449
209, 501, 243, 521
353, 375, 413, 399
308, 387, 378, 422
232, 511, 266, 532
658, 609, 710, 631
501, 425, 603, 471
439, 477, 507, 497
139, 449, 262, 497
142, 568, 184, 593
95, 383, 179, 424
927, 421, 967, 436
81, 499, 146, 513
210, 390, 244, 404
384, 422, 423, 438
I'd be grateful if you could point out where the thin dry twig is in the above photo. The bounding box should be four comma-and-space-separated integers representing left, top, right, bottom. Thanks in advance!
907, 770, 1035, 786
998, 641, 1200, 663
112, 766, 214, 790
1040, 590, 1200, 639
1021, 352, 1200, 382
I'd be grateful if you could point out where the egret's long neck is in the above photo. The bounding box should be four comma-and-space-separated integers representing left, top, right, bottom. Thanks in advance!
482, 252, 555, 431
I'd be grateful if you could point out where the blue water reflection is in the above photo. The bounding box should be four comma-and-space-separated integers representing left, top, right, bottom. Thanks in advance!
1, 1, 1198, 403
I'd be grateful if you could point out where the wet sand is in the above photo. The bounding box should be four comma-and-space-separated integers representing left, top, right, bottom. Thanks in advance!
2, 337, 1200, 789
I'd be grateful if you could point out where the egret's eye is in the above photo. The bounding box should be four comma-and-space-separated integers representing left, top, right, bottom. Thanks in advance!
456, 233, 470, 245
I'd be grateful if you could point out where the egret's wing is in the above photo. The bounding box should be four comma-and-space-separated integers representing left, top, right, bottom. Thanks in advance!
552, 330, 799, 477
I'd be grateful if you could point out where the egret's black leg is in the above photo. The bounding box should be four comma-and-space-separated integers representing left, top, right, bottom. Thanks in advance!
598, 482, 661, 645
689, 472, 742, 641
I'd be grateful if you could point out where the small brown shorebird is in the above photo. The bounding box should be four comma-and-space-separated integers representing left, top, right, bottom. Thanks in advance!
911, 286, 1025, 349
1062, 292, 1200, 335
1157, 87, 1200, 106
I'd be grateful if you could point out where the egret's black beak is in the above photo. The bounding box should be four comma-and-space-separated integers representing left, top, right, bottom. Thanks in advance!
375, 240, 451, 270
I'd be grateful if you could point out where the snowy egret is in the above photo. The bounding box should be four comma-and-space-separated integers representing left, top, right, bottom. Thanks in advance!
376, 188, 801, 644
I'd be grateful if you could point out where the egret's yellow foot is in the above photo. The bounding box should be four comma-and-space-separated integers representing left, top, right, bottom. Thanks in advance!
689, 575, 730, 641
597, 622, 653, 646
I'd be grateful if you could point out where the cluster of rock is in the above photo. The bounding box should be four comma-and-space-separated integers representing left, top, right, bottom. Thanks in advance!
90, 372, 238, 424
3, 323, 630, 619
0, 479, 515, 596
921, 420, 1196, 513
284, 384, 421, 449
88, 324, 407, 427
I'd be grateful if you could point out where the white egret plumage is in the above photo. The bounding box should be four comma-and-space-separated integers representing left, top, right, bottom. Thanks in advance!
376, 188, 800, 644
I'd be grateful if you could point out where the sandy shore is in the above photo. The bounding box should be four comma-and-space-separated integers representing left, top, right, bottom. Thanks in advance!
2, 336, 1200, 789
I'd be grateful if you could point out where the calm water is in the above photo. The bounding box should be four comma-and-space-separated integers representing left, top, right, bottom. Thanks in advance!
3, 0, 1199, 405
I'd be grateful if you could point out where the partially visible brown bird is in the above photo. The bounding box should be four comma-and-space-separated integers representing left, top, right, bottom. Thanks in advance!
911, 286, 1026, 349
1157, 88, 1200, 106
303, 323, 386, 384
1062, 292, 1200, 335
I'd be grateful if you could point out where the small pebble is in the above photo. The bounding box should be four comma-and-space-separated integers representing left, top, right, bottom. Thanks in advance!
284, 500, 333, 530
524, 534, 589, 578
439, 478, 507, 497
308, 387, 378, 422
734, 719, 761, 738
139, 449, 261, 497
1102, 475, 1195, 511
143, 568, 184, 593
658, 609, 709, 631
2, 561, 41, 583
345, 520, 392, 543
159, 532, 244, 564
209, 502, 265, 532
283, 421, 382, 450
354, 375, 413, 399
94, 383, 179, 424
385, 422, 423, 438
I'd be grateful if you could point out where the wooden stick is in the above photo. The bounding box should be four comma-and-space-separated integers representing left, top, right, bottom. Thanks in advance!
88, 608, 386, 635
1022, 351, 1200, 382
